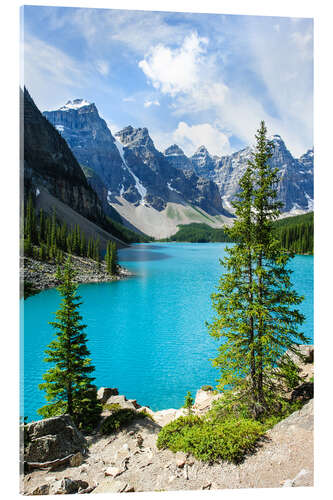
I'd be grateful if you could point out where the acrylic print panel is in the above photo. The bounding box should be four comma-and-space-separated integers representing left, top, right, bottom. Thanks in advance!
20, 3, 314, 496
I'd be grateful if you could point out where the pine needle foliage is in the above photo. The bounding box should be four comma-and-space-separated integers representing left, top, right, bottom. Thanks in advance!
38, 258, 101, 430
105, 241, 118, 275
207, 121, 309, 418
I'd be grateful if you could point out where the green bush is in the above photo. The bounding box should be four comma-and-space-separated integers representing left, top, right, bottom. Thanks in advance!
102, 403, 121, 412
156, 415, 264, 463
201, 385, 213, 391
183, 391, 194, 414
278, 357, 302, 389
139, 409, 155, 421
100, 408, 146, 434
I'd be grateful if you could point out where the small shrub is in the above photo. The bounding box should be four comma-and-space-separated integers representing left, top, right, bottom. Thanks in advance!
103, 403, 121, 412
100, 409, 145, 434
139, 410, 155, 421
201, 385, 213, 391
157, 415, 264, 463
277, 357, 302, 390
183, 391, 194, 415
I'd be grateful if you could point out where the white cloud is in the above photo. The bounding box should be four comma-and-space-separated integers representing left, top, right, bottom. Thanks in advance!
290, 31, 313, 60
144, 100, 160, 108
173, 121, 231, 156
139, 33, 209, 96
96, 60, 109, 76
66, 9, 190, 55
123, 96, 136, 102
138, 25, 312, 157
151, 121, 231, 157
23, 34, 89, 110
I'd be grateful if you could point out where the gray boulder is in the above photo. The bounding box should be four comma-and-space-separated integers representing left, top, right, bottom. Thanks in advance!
50, 477, 89, 494
104, 394, 139, 411
97, 387, 119, 404
24, 414, 87, 463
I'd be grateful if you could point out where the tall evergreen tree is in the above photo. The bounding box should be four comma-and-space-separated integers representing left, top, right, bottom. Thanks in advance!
110, 242, 118, 274
38, 258, 101, 429
207, 121, 309, 418
25, 194, 37, 244
105, 241, 112, 274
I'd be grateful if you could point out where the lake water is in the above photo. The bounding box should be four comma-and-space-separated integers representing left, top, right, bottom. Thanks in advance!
21, 243, 313, 421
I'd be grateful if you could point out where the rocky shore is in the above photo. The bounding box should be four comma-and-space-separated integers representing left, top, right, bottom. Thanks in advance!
21, 254, 133, 297
21, 346, 314, 495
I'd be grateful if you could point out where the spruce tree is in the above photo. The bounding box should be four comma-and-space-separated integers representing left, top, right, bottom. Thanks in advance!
207, 121, 309, 418
38, 258, 101, 429
25, 194, 37, 244
110, 242, 118, 274
39, 208, 45, 244
105, 241, 112, 274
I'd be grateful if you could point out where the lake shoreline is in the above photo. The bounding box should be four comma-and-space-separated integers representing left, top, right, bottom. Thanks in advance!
21, 254, 134, 299
22, 243, 313, 421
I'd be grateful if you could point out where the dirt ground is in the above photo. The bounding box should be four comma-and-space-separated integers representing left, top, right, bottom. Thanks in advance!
22, 399, 313, 495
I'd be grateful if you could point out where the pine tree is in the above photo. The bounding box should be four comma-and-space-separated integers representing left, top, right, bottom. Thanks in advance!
183, 391, 194, 415
38, 258, 101, 429
25, 194, 37, 244
80, 231, 86, 257
105, 241, 112, 274
39, 208, 45, 244
50, 207, 57, 250
207, 121, 309, 418
110, 242, 118, 274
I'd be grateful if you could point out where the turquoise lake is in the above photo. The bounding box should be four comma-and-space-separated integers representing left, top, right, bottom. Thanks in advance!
21, 243, 313, 421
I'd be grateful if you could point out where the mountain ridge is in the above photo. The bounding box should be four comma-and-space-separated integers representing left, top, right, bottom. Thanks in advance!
43, 97, 313, 229
43, 102, 231, 221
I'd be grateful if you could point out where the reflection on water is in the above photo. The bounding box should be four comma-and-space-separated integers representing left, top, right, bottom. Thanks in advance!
23, 243, 313, 421
119, 244, 171, 262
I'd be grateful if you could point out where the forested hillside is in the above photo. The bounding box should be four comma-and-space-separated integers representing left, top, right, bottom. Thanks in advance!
163, 212, 313, 254
274, 212, 313, 254
161, 223, 233, 243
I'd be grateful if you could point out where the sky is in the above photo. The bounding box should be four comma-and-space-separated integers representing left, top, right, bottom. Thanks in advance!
22, 6, 313, 157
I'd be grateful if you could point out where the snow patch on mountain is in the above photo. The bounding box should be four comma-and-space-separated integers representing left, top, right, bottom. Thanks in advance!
114, 139, 147, 204
305, 193, 314, 211
60, 99, 91, 111
167, 182, 181, 194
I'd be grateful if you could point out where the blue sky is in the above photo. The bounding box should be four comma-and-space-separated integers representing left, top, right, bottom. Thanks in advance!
22, 6, 313, 157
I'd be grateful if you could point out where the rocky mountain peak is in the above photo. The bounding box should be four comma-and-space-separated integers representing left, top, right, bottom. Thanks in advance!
193, 145, 211, 157
190, 145, 216, 177
164, 144, 185, 156
115, 126, 154, 150
60, 99, 93, 112
298, 148, 314, 174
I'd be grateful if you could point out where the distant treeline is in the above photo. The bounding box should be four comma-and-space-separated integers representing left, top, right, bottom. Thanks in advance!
22, 195, 117, 270
106, 217, 152, 244
161, 223, 233, 243
273, 212, 313, 254
162, 212, 314, 254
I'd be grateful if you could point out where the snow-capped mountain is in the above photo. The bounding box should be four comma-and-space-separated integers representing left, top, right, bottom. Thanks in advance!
164, 135, 314, 214
43, 103, 229, 217
23, 89, 107, 226
43, 98, 313, 228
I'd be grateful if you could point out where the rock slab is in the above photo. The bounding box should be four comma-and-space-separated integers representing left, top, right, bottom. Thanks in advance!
24, 414, 87, 463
